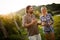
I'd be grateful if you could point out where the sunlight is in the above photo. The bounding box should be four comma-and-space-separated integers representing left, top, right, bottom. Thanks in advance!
0, 0, 60, 15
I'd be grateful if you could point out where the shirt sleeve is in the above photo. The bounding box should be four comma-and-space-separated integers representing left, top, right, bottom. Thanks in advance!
40, 16, 42, 23
22, 15, 27, 27
49, 14, 54, 24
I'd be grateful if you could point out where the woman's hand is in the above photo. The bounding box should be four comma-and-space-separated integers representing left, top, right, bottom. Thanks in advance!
48, 22, 52, 26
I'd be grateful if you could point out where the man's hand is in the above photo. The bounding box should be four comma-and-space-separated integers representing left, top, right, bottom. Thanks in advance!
37, 20, 41, 25
24, 19, 37, 27
31, 19, 37, 24
41, 22, 46, 26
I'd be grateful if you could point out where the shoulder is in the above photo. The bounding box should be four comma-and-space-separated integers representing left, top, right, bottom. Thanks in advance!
40, 15, 43, 19
22, 14, 27, 19
47, 13, 52, 16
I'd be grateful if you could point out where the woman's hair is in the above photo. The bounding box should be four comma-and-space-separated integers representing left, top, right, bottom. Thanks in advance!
26, 5, 31, 13
41, 6, 47, 12
41, 6, 47, 15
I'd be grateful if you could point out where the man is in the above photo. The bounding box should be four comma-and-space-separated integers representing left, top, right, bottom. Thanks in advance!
22, 5, 41, 40
40, 6, 55, 40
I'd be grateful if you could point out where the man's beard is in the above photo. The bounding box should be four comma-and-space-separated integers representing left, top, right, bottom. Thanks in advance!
30, 11, 33, 14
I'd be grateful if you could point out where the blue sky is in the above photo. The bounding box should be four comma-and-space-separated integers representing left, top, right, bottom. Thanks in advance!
0, 0, 60, 15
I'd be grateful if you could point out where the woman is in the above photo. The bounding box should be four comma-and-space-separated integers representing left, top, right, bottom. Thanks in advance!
40, 6, 55, 40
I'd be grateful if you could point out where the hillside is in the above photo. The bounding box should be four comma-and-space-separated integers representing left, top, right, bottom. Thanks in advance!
15, 3, 60, 16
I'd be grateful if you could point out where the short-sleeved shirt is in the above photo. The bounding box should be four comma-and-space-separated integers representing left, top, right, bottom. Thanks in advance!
40, 13, 54, 26
22, 14, 39, 36
40, 13, 54, 33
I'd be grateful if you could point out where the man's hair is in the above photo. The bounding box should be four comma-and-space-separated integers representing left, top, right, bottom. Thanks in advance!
26, 5, 31, 13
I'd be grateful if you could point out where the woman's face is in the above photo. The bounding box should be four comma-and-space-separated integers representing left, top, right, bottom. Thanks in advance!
41, 7, 47, 15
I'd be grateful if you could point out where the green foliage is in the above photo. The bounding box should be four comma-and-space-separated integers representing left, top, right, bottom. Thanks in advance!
53, 16, 60, 40
0, 15, 28, 40
0, 4, 60, 40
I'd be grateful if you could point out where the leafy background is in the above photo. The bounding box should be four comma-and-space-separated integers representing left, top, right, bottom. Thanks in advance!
0, 3, 60, 40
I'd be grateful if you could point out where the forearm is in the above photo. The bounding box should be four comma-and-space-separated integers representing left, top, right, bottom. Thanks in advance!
37, 22, 41, 25
41, 22, 46, 26
24, 22, 32, 28
50, 21, 54, 25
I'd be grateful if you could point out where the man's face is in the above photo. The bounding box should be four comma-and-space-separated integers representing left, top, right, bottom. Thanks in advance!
28, 6, 34, 14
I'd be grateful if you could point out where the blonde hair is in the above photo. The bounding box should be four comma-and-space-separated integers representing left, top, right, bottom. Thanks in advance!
41, 6, 47, 15
41, 6, 47, 12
